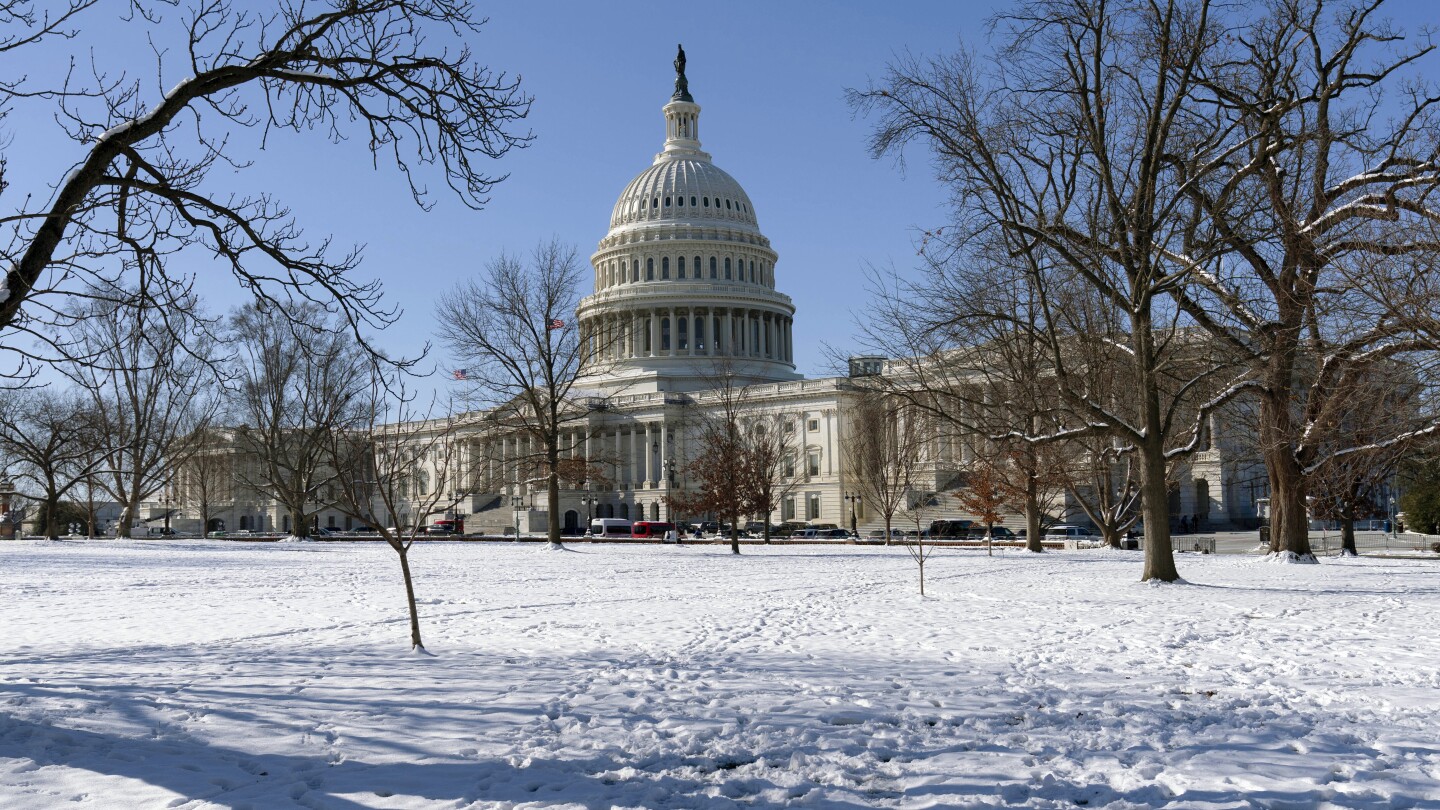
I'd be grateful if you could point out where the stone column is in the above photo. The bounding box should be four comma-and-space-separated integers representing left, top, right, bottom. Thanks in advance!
644, 423, 655, 486
631, 310, 640, 358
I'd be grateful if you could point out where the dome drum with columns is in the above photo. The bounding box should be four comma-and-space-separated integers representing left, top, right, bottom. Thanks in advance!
578, 49, 799, 393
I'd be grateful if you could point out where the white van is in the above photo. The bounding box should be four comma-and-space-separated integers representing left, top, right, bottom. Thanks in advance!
589, 518, 633, 538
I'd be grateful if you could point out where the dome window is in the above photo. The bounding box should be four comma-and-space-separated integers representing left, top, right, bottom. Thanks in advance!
677, 196, 685, 207
703, 197, 710, 208
724, 257, 732, 279
725, 199, 732, 210
691, 196, 697, 206
646, 258, 655, 280
665, 196, 671, 207
709, 257, 717, 279
662, 257, 670, 279
678, 256, 686, 278
632, 260, 639, 283
652, 197, 659, 209
750, 260, 756, 283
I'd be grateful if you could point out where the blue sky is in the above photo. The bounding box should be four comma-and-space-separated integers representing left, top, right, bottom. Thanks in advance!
7, 0, 1438, 387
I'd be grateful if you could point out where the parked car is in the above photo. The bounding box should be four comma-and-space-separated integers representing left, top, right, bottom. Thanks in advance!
1044, 524, 1096, 542
424, 526, 454, 536
311, 527, 339, 537
206, 530, 226, 539
967, 526, 1015, 540
928, 519, 975, 538
590, 518, 633, 538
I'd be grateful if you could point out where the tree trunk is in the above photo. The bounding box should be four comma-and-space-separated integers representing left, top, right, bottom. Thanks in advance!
43, 495, 61, 540
1138, 440, 1179, 581
1263, 443, 1315, 560
917, 545, 926, 596
1104, 528, 1122, 549
547, 454, 563, 550
884, 516, 893, 546
395, 544, 424, 650
729, 516, 740, 555
986, 520, 993, 557
762, 521, 771, 544
116, 505, 134, 539
1024, 488, 1044, 553
1340, 514, 1357, 557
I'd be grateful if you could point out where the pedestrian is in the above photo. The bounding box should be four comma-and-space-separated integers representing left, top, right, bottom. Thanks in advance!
1179, 515, 1189, 533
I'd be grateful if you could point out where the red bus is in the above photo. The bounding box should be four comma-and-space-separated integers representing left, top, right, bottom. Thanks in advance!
631, 521, 675, 539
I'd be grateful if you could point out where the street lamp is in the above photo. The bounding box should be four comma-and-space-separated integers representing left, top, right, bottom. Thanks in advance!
511, 495, 524, 540
844, 493, 861, 535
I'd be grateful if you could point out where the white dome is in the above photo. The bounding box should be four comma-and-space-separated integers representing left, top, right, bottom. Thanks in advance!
609, 158, 759, 231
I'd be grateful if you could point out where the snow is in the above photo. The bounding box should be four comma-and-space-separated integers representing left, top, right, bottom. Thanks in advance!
2, 540, 1438, 808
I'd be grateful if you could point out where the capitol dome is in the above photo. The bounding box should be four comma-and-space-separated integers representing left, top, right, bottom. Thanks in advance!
577, 47, 799, 393
609, 159, 760, 233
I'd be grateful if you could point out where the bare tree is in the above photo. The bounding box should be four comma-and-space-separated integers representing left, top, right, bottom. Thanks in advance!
324, 373, 463, 651
0, 0, 531, 377
0, 388, 101, 538
1163, 0, 1440, 560
672, 368, 751, 554
1307, 366, 1428, 555
230, 303, 368, 539
175, 427, 235, 536
743, 412, 801, 544
851, 0, 1258, 580
65, 295, 219, 537
438, 239, 612, 550
843, 390, 921, 545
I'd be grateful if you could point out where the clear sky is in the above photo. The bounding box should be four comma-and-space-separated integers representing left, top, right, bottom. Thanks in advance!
7, 0, 1439, 389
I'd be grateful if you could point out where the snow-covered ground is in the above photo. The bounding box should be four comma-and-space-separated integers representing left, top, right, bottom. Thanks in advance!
2, 540, 1437, 809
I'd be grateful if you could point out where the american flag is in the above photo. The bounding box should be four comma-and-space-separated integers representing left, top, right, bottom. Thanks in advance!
547, 318, 565, 330
453, 369, 468, 381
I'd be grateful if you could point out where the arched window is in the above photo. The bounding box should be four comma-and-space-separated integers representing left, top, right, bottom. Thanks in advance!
652, 197, 658, 209
724, 258, 732, 279
725, 199, 732, 209
678, 317, 688, 350
664, 196, 671, 207
750, 260, 756, 283
678, 196, 685, 207
678, 256, 686, 279
709, 257, 717, 278
662, 257, 669, 279
691, 196, 697, 206
695, 318, 705, 351
661, 317, 671, 350
650, 502, 660, 521
647, 258, 654, 280
632, 260, 639, 283
703, 197, 710, 207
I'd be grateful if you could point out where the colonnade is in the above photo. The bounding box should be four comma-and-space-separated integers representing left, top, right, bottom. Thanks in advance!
583, 306, 793, 364
480, 420, 682, 498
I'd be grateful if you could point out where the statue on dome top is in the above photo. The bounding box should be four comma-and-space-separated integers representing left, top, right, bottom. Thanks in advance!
671, 44, 693, 103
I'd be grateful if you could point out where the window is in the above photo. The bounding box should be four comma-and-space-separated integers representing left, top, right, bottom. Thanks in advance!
652, 197, 658, 209
807, 418, 819, 432
725, 199, 732, 209
327, 515, 337, 528
691, 196, 697, 206
632, 260, 639, 283
661, 318, 671, 350
677, 195, 684, 207
651, 502, 660, 521
806, 493, 820, 521
782, 496, 795, 521
678, 317, 688, 350
662, 257, 669, 279
678, 256, 686, 279
724, 257, 732, 279
749, 260, 756, 283
807, 452, 821, 477
783, 454, 795, 478
647, 258, 654, 280
695, 319, 705, 351
703, 197, 710, 207
664, 196, 671, 207
710, 257, 717, 278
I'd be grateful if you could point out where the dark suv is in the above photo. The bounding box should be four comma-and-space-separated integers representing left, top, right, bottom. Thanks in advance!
928, 519, 975, 538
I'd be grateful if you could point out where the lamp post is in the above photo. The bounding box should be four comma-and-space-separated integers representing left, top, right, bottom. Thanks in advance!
511, 494, 524, 540
844, 493, 861, 536
580, 490, 597, 529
